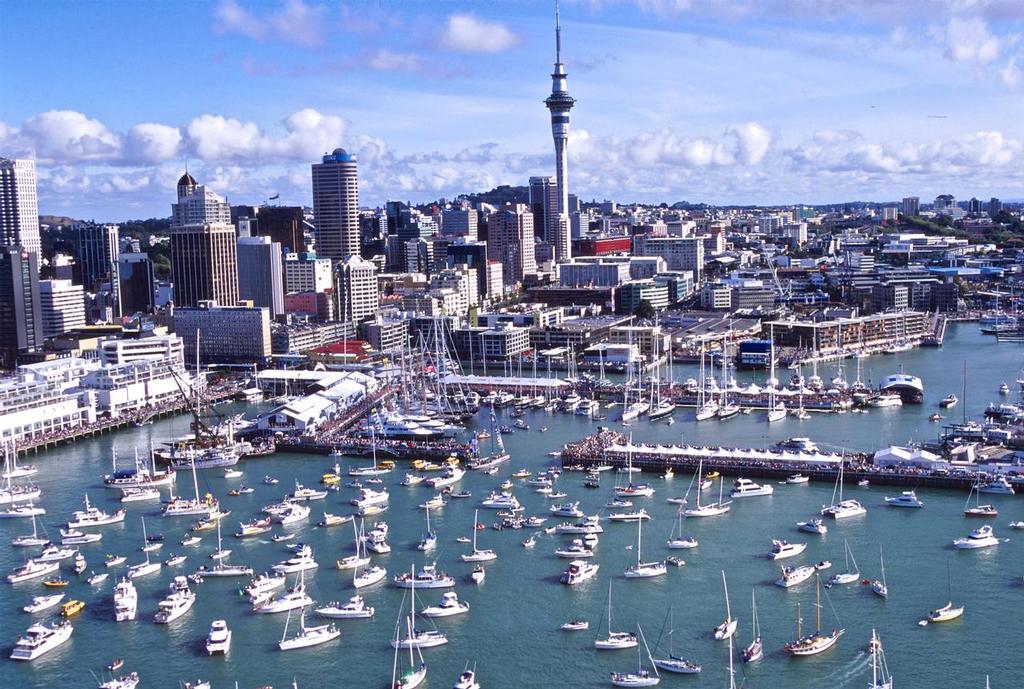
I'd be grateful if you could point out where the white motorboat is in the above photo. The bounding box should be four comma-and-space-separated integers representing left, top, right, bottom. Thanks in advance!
244, 572, 286, 599
60, 528, 102, 545
978, 476, 1015, 495
393, 562, 454, 589
353, 564, 387, 589
884, 490, 924, 508
87, 571, 109, 586
316, 595, 374, 619
560, 559, 599, 585
953, 524, 1000, 550
9, 621, 73, 661
7, 559, 60, 583
797, 519, 827, 535
471, 565, 485, 584
608, 509, 650, 522
867, 393, 903, 408
767, 539, 807, 560
272, 546, 318, 574
153, 576, 195, 623
479, 491, 520, 510
712, 571, 738, 640
286, 481, 328, 502
120, 487, 161, 503
730, 478, 773, 498
555, 515, 604, 534
278, 608, 340, 651
549, 501, 584, 518
421, 591, 469, 618
453, 668, 481, 689
67, 494, 127, 528
205, 619, 232, 655
35, 543, 77, 562
775, 565, 816, 588
555, 539, 594, 558
786, 474, 810, 485
561, 620, 589, 631
23, 593, 65, 613
275, 503, 311, 525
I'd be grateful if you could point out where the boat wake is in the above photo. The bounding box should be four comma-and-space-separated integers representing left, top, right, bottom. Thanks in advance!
817, 652, 871, 686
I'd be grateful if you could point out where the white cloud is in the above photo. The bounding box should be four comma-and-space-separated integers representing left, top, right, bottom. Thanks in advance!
184, 109, 345, 162
124, 123, 182, 164
727, 122, 772, 165
1001, 55, 1022, 87
367, 49, 424, 72
439, 14, 520, 53
943, 17, 1001, 63
212, 0, 327, 48
21, 110, 121, 162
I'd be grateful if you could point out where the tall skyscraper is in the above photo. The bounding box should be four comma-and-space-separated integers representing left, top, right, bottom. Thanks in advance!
172, 172, 232, 227
0, 246, 41, 368
118, 252, 155, 315
529, 176, 563, 254
312, 149, 359, 262
334, 255, 379, 324
901, 196, 919, 217
38, 279, 86, 338
0, 158, 41, 256
169, 223, 239, 308
237, 236, 284, 317
255, 206, 307, 253
544, 5, 574, 262
487, 203, 536, 286
73, 223, 119, 290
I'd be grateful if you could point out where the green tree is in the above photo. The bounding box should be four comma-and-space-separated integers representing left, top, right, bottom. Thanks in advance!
633, 299, 656, 320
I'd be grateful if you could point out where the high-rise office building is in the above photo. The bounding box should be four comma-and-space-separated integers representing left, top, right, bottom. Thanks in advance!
447, 239, 490, 298
544, 7, 574, 261
38, 279, 86, 338
334, 255, 379, 323
169, 223, 239, 308
901, 196, 920, 217
529, 176, 567, 259
284, 252, 333, 294
171, 172, 232, 227
486, 204, 536, 286
256, 206, 307, 253
118, 252, 155, 315
440, 207, 479, 240
989, 197, 1003, 217
73, 223, 119, 290
312, 149, 359, 261
237, 236, 284, 317
0, 158, 41, 256
0, 246, 41, 368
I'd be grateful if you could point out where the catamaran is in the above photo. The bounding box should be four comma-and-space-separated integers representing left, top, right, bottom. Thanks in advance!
820, 461, 866, 519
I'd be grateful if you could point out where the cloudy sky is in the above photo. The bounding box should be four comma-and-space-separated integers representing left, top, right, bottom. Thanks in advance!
2, 0, 1023, 220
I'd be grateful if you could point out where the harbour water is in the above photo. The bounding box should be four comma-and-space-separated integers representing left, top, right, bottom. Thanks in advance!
2, 324, 1023, 689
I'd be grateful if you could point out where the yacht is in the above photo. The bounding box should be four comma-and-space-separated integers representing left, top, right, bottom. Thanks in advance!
620, 401, 650, 424
278, 609, 340, 651
775, 565, 816, 588
555, 539, 595, 558
275, 503, 311, 525
712, 571, 738, 640
783, 578, 844, 656
236, 516, 273, 537
316, 595, 374, 619
821, 465, 866, 519
767, 539, 807, 560
623, 516, 666, 579
9, 621, 74, 660
978, 476, 1015, 495
461, 510, 497, 562
549, 502, 584, 518
827, 541, 861, 587
560, 560, 599, 585
615, 482, 656, 498
555, 515, 604, 534
880, 371, 924, 403
286, 481, 328, 502
797, 519, 828, 535
353, 564, 388, 589
953, 524, 1000, 550
867, 393, 903, 408
120, 487, 161, 503
884, 490, 924, 508
272, 546, 318, 574
23, 593, 66, 613
244, 572, 286, 599
254, 574, 313, 614
730, 478, 773, 498
153, 576, 196, 623
421, 591, 469, 618
939, 394, 958, 408
205, 620, 232, 655
67, 495, 126, 528
393, 563, 454, 589
35, 543, 77, 562
7, 559, 60, 583
479, 491, 520, 510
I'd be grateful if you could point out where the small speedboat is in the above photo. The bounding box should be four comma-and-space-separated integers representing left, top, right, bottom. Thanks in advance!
87, 571, 110, 585
561, 620, 589, 631
786, 474, 809, 484
797, 519, 828, 535
262, 476, 279, 486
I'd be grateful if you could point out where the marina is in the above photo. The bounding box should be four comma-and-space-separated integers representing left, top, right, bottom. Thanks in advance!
1, 325, 1023, 688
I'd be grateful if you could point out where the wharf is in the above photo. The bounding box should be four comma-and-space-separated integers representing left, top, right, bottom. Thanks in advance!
560, 430, 1003, 492
15, 387, 240, 455
276, 438, 471, 460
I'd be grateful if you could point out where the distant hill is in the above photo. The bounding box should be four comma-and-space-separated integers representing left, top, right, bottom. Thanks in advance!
39, 214, 81, 227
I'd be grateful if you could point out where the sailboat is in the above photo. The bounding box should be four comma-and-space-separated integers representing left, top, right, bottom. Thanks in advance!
392, 565, 447, 649
826, 540, 860, 587
461, 509, 497, 562
717, 335, 741, 419
278, 606, 339, 651
11, 504, 48, 547
867, 628, 893, 689
964, 476, 998, 517
820, 461, 865, 519
336, 520, 372, 570
766, 332, 786, 422
683, 460, 731, 518
647, 337, 675, 421
925, 561, 964, 624
871, 547, 888, 598
666, 509, 698, 549
694, 348, 718, 421
783, 575, 844, 656
713, 570, 738, 640
610, 626, 661, 687
162, 454, 219, 518
595, 581, 638, 649
624, 514, 666, 578
417, 507, 437, 552
652, 606, 700, 674
195, 518, 252, 577
390, 607, 427, 689
127, 518, 162, 579
741, 590, 763, 662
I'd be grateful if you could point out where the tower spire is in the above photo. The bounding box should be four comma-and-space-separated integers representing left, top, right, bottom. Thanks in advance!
555, 0, 562, 64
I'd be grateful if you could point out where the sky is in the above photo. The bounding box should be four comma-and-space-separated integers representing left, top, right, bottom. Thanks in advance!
2, 0, 1023, 220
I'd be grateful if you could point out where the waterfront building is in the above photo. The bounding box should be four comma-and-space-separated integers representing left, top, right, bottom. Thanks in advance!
174, 301, 271, 365
312, 149, 359, 261
270, 320, 355, 355
0, 360, 96, 445
237, 236, 284, 317
39, 279, 86, 339
334, 255, 379, 324
0, 158, 41, 255
766, 311, 928, 355
0, 246, 42, 369
169, 223, 239, 308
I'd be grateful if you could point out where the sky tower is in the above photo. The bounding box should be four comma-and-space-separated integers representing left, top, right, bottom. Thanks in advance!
544, 2, 574, 261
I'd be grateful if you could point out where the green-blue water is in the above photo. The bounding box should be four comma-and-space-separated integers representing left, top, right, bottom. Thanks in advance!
2, 324, 1023, 689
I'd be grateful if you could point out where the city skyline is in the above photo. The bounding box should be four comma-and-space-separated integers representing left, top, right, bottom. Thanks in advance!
2, 0, 1023, 219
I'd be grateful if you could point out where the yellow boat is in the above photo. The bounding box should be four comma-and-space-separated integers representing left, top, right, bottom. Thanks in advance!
191, 519, 217, 532
422, 462, 443, 472
444, 457, 459, 467
411, 460, 426, 471
321, 473, 341, 486
378, 460, 395, 470
512, 470, 532, 479
499, 480, 513, 491
61, 600, 85, 616
227, 489, 241, 497
43, 578, 69, 588
705, 471, 720, 480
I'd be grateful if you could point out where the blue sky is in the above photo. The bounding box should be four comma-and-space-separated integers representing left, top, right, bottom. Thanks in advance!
2, 0, 1023, 220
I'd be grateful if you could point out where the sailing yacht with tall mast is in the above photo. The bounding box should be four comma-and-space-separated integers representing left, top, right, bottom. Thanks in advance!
595, 581, 638, 650
610, 626, 660, 687
651, 606, 700, 674
741, 590, 763, 662
391, 566, 448, 649
390, 606, 427, 689
766, 332, 786, 422
826, 540, 860, 587
925, 561, 964, 624
694, 348, 718, 421
624, 514, 665, 578
278, 606, 339, 651
783, 575, 844, 656
871, 547, 888, 598
162, 455, 219, 518
820, 461, 865, 519
461, 510, 497, 562
867, 629, 893, 689
127, 518, 162, 580
683, 460, 731, 518
717, 335, 740, 419
713, 571, 738, 640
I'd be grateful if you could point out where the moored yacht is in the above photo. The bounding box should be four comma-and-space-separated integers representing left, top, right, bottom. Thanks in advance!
9, 620, 73, 660
767, 539, 807, 560
775, 565, 816, 588
393, 562, 455, 589
730, 478, 773, 498
953, 524, 1000, 550
316, 595, 374, 619
978, 476, 1014, 495
153, 576, 195, 623
421, 591, 469, 618
67, 495, 126, 528
113, 577, 138, 621
205, 619, 232, 655
884, 490, 924, 508
278, 609, 339, 651
560, 560, 599, 585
